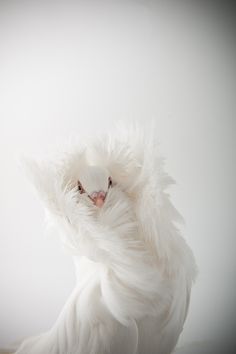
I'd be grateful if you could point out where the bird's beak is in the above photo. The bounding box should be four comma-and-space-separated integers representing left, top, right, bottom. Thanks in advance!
90, 191, 107, 208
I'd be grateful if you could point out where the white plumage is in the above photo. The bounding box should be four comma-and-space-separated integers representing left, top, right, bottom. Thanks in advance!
15, 122, 197, 354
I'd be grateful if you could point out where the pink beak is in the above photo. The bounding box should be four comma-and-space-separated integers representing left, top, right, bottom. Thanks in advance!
90, 191, 106, 208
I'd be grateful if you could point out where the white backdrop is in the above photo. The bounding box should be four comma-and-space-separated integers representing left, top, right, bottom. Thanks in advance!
0, 0, 235, 351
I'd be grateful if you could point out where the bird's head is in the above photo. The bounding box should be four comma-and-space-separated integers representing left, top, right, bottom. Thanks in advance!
76, 165, 112, 208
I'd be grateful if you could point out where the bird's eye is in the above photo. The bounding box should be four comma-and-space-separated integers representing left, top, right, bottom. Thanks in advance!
78, 182, 85, 194
108, 176, 112, 188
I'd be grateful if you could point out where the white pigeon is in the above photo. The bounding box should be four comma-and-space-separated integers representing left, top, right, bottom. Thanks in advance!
14, 122, 197, 354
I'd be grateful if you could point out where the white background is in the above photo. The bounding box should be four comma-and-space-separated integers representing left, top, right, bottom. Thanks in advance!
0, 0, 235, 351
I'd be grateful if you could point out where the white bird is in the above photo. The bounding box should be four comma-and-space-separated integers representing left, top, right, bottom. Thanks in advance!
14, 122, 197, 354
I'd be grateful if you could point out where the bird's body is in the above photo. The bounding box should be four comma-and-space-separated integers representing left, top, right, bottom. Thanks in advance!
15, 123, 197, 354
